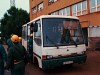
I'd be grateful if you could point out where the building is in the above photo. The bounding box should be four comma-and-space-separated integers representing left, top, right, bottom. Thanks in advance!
29, 0, 100, 49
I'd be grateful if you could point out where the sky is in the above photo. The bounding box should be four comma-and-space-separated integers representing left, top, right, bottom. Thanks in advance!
0, 0, 29, 19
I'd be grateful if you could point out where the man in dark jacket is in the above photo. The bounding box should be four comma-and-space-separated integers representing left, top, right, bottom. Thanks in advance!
28, 33, 33, 64
0, 40, 7, 75
5, 35, 28, 75
7, 38, 13, 48
7, 34, 14, 51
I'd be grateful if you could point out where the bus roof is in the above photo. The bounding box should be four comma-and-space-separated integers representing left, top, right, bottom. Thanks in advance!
23, 15, 79, 26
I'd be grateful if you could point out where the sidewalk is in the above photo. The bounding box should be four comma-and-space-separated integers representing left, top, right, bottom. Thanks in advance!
5, 70, 29, 75
5, 70, 11, 75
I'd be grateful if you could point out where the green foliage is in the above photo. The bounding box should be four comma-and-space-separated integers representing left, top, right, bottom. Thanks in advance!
0, 6, 29, 41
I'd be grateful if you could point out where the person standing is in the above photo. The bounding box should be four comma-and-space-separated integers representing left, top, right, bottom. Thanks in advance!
28, 33, 33, 63
5, 35, 28, 75
7, 34, 14, 50
18, 37, 22, 45
0, 40, 7, 75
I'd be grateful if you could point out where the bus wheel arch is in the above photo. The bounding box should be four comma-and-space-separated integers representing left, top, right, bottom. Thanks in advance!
33, 56, 39, 67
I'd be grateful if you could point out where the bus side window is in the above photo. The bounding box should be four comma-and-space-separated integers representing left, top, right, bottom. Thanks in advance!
34, 20, 42, 46
23, 26, 27, 40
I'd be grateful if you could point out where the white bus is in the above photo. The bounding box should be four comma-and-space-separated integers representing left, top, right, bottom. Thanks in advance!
22, 15, 87, 70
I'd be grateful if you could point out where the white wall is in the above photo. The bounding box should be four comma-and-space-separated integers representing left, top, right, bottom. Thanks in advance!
88, 26, 100, 37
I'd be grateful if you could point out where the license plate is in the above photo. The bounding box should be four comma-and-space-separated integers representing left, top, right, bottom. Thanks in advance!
63, 61, 73, 65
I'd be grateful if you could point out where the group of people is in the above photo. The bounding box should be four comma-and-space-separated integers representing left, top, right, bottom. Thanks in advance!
0, 34, 30, 75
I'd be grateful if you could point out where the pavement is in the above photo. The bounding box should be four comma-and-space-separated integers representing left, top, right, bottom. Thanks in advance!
4, 66, 29, 75
5, 70, 29, 75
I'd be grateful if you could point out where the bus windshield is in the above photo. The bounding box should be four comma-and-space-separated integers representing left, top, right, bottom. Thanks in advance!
42, 18, 84, 47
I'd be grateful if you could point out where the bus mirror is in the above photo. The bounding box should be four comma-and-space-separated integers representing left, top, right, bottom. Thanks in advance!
33, 23, 38, 32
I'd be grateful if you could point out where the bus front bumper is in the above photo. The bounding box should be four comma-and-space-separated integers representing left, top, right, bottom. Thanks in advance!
42, 54, 87, 70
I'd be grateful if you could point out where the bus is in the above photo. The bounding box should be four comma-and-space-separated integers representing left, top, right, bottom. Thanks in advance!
22, 15, 87, 70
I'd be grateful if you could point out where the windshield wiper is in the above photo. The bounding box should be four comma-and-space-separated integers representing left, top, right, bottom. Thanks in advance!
70, 37, 77, 47
46, 35, 59, 49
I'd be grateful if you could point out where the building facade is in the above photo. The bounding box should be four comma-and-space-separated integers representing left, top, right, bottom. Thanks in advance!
29, 0, 100, 49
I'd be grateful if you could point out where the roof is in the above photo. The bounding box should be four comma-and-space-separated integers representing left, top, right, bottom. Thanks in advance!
23, 15, 79, 26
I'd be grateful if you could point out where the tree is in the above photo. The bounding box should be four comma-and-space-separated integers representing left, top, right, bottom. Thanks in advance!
0, 6, 29, 41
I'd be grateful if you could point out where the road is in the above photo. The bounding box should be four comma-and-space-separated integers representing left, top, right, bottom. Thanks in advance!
4, 45, 100, 75
25, 50, 100, 75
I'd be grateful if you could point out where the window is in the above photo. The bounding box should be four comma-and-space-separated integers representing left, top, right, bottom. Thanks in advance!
63, 7, 70, 16
49, 0, 54, 3
28, 25, 30, 36
51, 11, 59, 15
72, 4, 77, 16
32, 6, 37, 13
59, 9, 63, 15
42, 18, 84, 46
34, 20, 42, 46
97, 0, 100, 11
77, 3, 82, 16
38, 2, 43, 11
50, 7, 70, 16
82, 1, 87, 14
90, 0, 96, 12
72, 1, 87, 16
48, 0, 58, 5
22, 25, 27, 40
97, 0, 100, 5
59, 7, 70, 16
90, 0, 100, 13
54, 0, 57, 2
